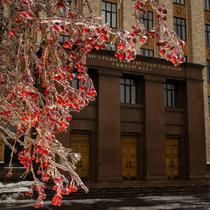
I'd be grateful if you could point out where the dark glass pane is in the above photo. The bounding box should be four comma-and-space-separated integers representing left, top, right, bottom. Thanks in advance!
126, 86, 130, 103
102, 11, 105, 24
107, 12, 111, 25
112, 4, 117, 12
107, 2, 111, 11
208, 33, 210, 45
112, 13, 117, 28
120, 85, 124, 103
131, 80, 134, 85
72, 80, 77, 89
120, 78, 124, 84
164, 89, 167, 106
125, 79, 130, 85
181, 19, 184, 25
172, 92, 175, 107
207, 60, 210, 82
168, 91, 172, 107
149, 12, 153, 20
177, 26, 181, 38
102, 2, 105, 10
182, 26, 186, 40
149, 50, 154, 57
149, 21, 152, 31
131, 86, 136, 104
208, 96, 210, 117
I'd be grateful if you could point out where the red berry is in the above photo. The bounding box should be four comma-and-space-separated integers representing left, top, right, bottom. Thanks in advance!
7, 173, 12, 177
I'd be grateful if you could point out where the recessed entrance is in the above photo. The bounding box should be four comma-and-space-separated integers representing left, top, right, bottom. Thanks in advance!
70, 134, 89, 181
121, 136, 137, 180
166, 138, 180, 180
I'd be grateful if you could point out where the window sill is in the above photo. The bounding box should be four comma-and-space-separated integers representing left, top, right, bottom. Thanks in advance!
165, 107, 184, 112
121, 103, 144, 109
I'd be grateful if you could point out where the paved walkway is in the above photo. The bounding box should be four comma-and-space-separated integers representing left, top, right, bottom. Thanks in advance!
1, 192, 210, 209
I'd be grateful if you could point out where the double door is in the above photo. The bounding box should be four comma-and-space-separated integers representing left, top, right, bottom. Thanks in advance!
166, 138, 180, 180
121, 136, 137, 180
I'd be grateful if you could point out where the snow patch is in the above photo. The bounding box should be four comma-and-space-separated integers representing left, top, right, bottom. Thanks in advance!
0, 181, 34, 194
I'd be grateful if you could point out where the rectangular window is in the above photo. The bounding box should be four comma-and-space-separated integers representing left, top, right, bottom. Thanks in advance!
207, 60, 210, 82
140, 49, 154, 57
102, 1, 117, 28
173, 0, 185, 5
140, 10, 153, 32
205, 25, 210, 46
104, 43, 117, 51
60, 0, 77, 17
204, 0, 210, 11
120, 78, 136, 104
174, 17, 186, 41
59, 35, 69, 43
72, 72, 83, 89
209, 96, 210, 117
164, 81, 178, 107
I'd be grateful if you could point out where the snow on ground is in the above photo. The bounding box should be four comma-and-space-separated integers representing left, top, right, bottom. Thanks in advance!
0, 181, 34, 204
0, 181, 34, 194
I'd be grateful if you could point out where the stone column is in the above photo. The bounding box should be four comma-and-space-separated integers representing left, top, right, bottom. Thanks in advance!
186, 77, 208, 180
97, 70, 122, 182
144, 75, 167, 180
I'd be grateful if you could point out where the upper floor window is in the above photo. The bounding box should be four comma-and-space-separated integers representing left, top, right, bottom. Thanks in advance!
140, 10, 153, 32
120, 78, 136, 104
205, 24, 210, 46
59, 35, 69, 43
207, 60, 210, 82
173, 0, 185, 5
204, 0, 210, 11
164, 81, 178, 107
174, 17, 186, 41
102, 1, 117, 28
208, 96, 210, 117
104, 43, 117, 51
60, 0, 77, 17
140, 48, 154, 57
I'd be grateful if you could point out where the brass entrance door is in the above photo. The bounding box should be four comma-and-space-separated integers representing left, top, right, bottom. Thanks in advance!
70, 134, 89, 181
121, 136, 137, 180
0, 141, 5, 163
166, 138, 179, 180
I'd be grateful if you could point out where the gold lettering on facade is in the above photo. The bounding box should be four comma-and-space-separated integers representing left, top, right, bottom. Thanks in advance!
88, 54, 181, 72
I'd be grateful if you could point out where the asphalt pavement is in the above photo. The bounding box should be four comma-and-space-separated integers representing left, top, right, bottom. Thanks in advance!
1, 192, 210, 209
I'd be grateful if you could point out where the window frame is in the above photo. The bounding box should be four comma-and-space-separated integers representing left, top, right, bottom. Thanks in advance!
174, 17, 187, 41
140, 10, 153, 32
173, 0, 185, 5
102, 1, 117, 29
207, 60, 210, 83
60, 0, 77, 17
164, 80, 178, 108
208, 96, 210, 117
120, 77, 137, 104
140, 48, 154, 57
205, 24, 210, 46
204, 0, 210, 11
